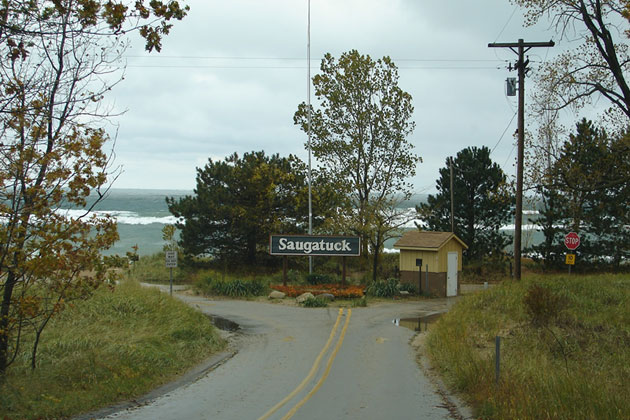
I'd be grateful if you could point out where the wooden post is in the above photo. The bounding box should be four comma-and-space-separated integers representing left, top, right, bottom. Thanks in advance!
342, 256, 347, 285
488, 39, 554, 281
283, 256, 288, 286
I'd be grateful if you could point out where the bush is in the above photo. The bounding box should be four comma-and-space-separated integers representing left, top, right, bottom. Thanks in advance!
305, 273, 335, 285
194, 275, 267, 297
523, 283, 567, 327
398, 282, 417, 294
351, 296, 368, 307
366, 278, 399, 298
302, 296, 328, 307
463, 253, 511, 283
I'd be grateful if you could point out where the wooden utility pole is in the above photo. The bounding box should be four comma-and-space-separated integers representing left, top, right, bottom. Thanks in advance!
450, 157, 454, 233
488, 39, 554, 280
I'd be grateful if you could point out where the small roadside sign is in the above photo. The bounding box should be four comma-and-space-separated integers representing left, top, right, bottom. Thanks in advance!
165, 250, 178, 268
565, 254, 576, 265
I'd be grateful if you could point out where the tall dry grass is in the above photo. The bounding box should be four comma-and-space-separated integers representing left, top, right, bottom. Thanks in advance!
426, 274, 630, 420
0, 280, 225, 419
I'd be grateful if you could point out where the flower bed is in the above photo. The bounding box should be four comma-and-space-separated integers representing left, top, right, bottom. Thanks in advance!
271, 284, 365, 299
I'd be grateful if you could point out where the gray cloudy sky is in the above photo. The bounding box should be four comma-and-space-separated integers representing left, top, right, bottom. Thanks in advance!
107, 0, 568, 192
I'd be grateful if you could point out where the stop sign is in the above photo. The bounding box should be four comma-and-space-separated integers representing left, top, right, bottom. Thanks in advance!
564, 232, 580, 250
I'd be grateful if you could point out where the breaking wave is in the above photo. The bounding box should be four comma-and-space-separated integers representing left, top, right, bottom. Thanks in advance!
58, 209, 178, 225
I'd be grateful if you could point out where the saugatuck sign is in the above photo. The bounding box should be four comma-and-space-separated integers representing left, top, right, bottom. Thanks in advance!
269, 235, 360, 257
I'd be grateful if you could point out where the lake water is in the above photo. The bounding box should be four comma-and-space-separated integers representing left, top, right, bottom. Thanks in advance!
70, 189, 544, 257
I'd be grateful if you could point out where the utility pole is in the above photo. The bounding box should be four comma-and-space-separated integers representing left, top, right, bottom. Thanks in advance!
450, 157, 454, 233
488, 39, 554, 281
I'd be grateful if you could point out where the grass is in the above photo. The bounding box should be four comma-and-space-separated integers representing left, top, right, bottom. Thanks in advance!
425, 273, 630, 420
0, 280, 225, 419
300, 296, 329, 307
193, 271, 272, 297
126, 252, 185, 284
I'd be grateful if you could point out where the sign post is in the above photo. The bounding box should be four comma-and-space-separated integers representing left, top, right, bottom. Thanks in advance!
416, 258, 423, 294
165, 250, 177, 295
564, 232, 580, 275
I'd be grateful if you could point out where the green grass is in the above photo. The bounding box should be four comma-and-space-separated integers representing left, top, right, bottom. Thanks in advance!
0, 280, 225, 419
301, 296, 329, 307
127, 252, 185, 284
193, 270, 272, 297
425, 274, 630, 420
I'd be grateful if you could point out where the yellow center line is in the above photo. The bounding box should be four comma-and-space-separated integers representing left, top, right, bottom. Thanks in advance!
257, 308, 344, 420
281, 308, 352, 420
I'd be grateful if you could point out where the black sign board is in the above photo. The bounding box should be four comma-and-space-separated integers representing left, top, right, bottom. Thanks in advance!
270, 235, 360, 257
415, 258, 423, 267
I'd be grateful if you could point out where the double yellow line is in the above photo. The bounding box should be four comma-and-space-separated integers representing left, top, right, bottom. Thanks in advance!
258, 308, 352, 420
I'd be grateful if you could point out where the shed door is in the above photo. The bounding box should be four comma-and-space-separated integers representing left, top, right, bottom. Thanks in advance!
447, 252, 458, 297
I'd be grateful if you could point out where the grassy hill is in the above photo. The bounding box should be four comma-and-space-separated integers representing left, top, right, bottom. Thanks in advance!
426, 274, 629, 420
0, 280, 225, 419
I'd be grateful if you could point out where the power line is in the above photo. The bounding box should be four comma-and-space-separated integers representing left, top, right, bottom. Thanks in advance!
124, 54, 507, 63
503, 143, 517, 168
491, 112, 517, 154
126, 64, 505, 70
493, 6, 519, 43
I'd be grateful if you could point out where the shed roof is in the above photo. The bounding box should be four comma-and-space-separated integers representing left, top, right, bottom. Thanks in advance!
393, 231, 468, 251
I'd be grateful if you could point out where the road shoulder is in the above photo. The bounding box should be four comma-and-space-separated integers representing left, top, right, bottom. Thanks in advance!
411, 333, 475, 420
74, 345, 237, 419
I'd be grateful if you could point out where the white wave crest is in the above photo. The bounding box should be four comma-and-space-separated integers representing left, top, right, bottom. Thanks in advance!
56, 209, 178, 225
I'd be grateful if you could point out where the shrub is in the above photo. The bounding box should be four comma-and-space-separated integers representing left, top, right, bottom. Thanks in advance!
302, 296, 328, 307
523, 283, 567, 327
194, 276, 267, 297
305, 273, 334, 285
351, 296, 368, 307
366, 278, 399, 298
194, 275, 214, 295
398, 282, 417, 294
463, 253, 511, 283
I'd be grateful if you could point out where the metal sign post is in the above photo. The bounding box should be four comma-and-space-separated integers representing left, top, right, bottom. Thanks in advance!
165, 251, 177, 296
564, 232, 580, 275
415, 259, 423, 294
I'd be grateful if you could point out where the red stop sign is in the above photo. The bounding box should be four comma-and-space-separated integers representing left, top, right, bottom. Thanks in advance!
564, 232, 580, 250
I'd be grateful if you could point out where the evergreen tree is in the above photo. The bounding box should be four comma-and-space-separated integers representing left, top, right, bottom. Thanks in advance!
417, 146, 512, 261
553, 119, 630, 268
528, 183, 568, 270
167, 151, 340, 266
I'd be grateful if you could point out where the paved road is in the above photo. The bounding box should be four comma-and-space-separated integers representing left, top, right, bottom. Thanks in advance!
98, 290, 461, 420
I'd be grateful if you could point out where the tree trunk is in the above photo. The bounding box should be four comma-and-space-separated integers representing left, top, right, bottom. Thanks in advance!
31, 315, 52, 371
0, 271, 17, 375
371, 231, 382, 283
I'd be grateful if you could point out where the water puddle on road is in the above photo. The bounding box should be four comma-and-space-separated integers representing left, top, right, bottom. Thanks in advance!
393, 313, 442, 333
210, 315, 240, 332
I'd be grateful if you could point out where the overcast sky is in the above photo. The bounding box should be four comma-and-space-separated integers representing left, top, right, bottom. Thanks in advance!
107, 0, 576, 193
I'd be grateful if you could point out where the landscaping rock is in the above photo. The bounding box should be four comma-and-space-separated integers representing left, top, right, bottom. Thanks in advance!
399, 290, 410, 297
296, 292, 315, 303
317, 293, 335, 301
269, 290, 286, 299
